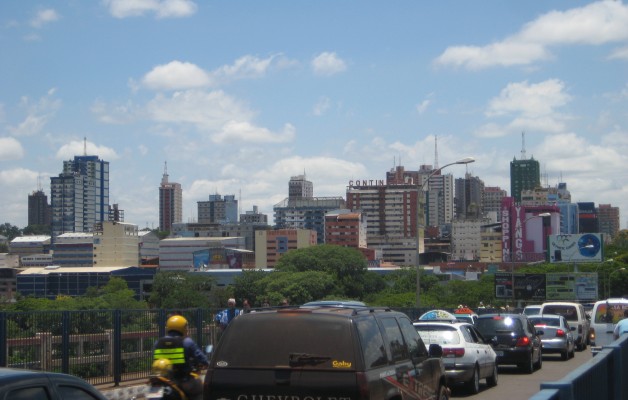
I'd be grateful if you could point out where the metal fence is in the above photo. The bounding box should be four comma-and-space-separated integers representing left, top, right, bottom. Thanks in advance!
0, 308, 220, 386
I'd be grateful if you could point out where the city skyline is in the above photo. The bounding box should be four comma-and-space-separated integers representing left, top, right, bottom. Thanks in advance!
1, 1, 627, 229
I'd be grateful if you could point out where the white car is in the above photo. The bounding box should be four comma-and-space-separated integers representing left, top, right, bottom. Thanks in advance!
414, 320, 498, 394
590, 298, 628, 355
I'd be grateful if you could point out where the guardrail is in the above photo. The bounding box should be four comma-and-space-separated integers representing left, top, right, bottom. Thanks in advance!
530, 334, 628, 400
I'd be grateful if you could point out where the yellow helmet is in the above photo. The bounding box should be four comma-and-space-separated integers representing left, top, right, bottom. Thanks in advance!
166, 315, 188, 335
152, 358, 173, 377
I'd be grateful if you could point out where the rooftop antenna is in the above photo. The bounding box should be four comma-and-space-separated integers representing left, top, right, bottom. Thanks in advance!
434, 135, 439, 169
37, 173, 42, 191
520, 132, 526, 160
83, 137, 87, 156
161, 161, 169, 185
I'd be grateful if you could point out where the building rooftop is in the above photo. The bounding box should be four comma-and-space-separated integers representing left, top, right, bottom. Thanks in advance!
11, 236, 51, 243
19, 266, 134, 275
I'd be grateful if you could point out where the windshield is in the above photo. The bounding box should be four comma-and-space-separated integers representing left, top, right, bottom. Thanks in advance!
476, 316, 524, 336
415, 326, 461, 345
542, 305, 578, 321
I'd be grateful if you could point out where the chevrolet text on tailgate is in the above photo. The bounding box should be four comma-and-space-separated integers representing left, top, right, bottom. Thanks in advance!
204, 305, 450, 400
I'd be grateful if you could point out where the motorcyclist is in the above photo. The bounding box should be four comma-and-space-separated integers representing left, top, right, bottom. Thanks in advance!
153, 315, 209, 400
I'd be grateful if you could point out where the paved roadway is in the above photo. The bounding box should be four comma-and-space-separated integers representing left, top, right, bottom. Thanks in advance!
451, 349, 593, 400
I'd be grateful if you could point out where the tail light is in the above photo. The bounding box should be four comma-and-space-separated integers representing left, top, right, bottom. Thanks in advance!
555, 329, 565, 337
590, 328, 596, 341
516, 336, 531, 347
356, 372, 369, 400
442, 348, 465, 357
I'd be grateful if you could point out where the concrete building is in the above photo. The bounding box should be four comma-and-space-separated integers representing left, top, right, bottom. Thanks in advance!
158, 237, 250, 271
0, 254, 20, 268
52, 233, 94, 267
138, 230, 160, 263
0, 268, 18, 302
510, 157, 540, 203
9, 236, 52, 261
273, 197, 345, 244
480, 229, 503, 264
451, 219, 489, 261
171, 221, 269, 252
483, 187, 507, 221
254, 229, 317, 268
50, 154, 110, 238
598, 204, 620, 241
28, 189, 51, 227
346, 182, 421, 266
289, 174, 313, 199
198, 194, 238, 224
577, 202, 599, 233
93, 221, 139, 268
159, 162, 182, 232
240, 205, 268, 225
455, 173, 485, 219
324, 209, 376, 262
19, 254, 53, 267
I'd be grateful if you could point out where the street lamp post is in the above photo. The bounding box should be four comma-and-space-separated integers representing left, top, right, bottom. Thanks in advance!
416, 157, 475, 308
509, 212, 551, 273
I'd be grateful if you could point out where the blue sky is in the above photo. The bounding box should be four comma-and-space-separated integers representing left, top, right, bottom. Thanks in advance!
1, 0, 627, 230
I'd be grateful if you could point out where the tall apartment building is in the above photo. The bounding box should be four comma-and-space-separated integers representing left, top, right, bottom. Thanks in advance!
598, 204, 619, 240
346, 182, 421, 266
159, 162, 182, 232
483, 186, 506, 222
289, 175, 313, 199
50, 155, 110, 239
198, 194, 238, 224
455, 173, 485, 219
451, 219, 489, 261
510, 157, 540, 203
28, 189, 51, 227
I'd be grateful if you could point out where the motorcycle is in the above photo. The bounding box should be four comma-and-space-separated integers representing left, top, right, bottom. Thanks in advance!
147, 359, 203, 400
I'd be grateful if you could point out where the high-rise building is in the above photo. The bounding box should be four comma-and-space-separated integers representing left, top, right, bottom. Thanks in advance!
50, 155, 110, 238
254, 229, 317, 268
159, 162, 182, 232
198, 194, 238, 224
28, 189, 51, 226
597, 204, 619, 240
510, 157, 540, 203
577, 202, 598, 233
346, 182, 421, 266
483, 186, 507, 221
288, 175, 313, 200
275, 176, 344, 244
455, 173, 485, 219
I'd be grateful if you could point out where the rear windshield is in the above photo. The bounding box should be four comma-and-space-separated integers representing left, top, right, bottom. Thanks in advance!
213, 312, 355, 369
529, 317, 560, 327
475, 316, 524, 336
415, 326, 461, 345
542, 305, 578, 321
593, 302, 628, 324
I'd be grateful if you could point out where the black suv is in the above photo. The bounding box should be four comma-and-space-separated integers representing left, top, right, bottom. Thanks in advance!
475, 313, 543, 374
204, 305, 450, 400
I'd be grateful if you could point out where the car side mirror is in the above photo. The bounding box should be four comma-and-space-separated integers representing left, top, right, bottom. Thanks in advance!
428, 343, 443, 358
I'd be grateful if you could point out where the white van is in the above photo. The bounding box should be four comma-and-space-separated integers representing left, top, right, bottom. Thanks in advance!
539, 301, 590, 351
589, 298, 628, 355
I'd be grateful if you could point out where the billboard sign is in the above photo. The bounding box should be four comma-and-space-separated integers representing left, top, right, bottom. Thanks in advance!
547, 233, 603, 263
513, 274, 546, 301
546, 272, 598, 301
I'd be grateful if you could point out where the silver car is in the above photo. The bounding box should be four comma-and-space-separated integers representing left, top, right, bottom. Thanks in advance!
528, 314, 575, 360
414, 321, 498, 394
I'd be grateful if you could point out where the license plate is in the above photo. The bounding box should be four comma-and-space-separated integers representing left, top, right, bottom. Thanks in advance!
146, 386, 164, 399
495, 351, 504, 356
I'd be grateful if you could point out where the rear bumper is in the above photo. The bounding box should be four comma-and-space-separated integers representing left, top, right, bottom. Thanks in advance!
494, 348, 532, 366
443, 362, 475, 384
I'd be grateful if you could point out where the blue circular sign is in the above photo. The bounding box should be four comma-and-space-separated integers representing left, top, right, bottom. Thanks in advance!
577, 234, 600, 257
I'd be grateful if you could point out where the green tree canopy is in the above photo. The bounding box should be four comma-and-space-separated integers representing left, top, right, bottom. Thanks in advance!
148, 271, 214, 309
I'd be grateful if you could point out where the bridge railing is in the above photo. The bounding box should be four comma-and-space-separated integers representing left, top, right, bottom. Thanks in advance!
530, 334, 628, 400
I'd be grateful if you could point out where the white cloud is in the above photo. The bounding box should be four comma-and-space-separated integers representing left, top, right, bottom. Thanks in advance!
212, 121, 295, 144
311, 52, 347, 76
435, 1, 628, 69
104, 0, 197, 19
142, 61, 211, 90
313, 97, 331, 116
8, 90, 61, 136
416, 95, 433, 115
145, 89, 254, 130
56, 140, 119, 160
31, 9, 60, 28
608, 46, 628, 60
486, 79, 571, 118
0, 137, 25, 160
211, 55, 279, 82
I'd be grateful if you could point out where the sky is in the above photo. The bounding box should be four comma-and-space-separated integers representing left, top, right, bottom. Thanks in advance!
1, 0, 627, 231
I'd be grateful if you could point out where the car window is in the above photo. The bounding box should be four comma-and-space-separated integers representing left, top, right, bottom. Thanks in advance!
462, 325, 481, 343
213, 315, 355, 368
529, 317, 560, 326
415, 325, 461, 345
379, 317, 409, 362
7, 386, 51, 400
476, 316, 524, 336
356, 317, 388, 368
542, 305, 578, 321
397, 317, 428, 360
57, 385, 103, 400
